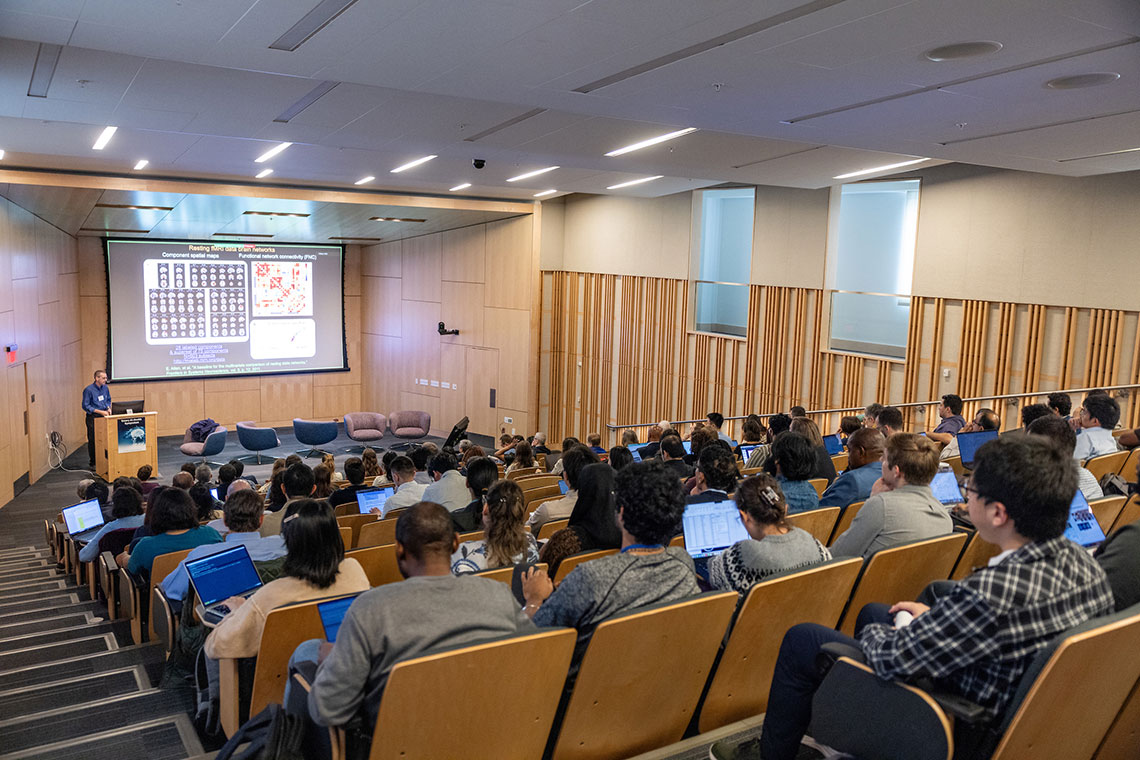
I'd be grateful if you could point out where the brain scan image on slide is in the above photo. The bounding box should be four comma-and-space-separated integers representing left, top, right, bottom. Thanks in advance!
142, 259, 248, 344
253, 261, 313, 317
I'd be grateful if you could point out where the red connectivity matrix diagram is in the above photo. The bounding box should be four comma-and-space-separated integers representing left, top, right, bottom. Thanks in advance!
252, 261, 313, 317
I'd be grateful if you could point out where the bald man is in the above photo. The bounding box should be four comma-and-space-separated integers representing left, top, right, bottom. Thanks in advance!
819, 428, 885, 510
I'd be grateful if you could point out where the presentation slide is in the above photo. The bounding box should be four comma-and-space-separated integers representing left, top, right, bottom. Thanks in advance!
106, 239, 346, 381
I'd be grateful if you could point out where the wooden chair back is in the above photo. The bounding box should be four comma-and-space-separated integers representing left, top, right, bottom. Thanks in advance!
148, 548, 193, 636
949, 531, 1002, 581
1109, 494, 1140, 534
808, 478, 829, 497
550, 592, 739, 760
99, 551, 119, 619
552, 548, 619, 586
118, 567, 142, 644
523, 484, 562, 506
1084, 451, 1129, 482
942, 456, 965, 477
366, 629, 577, 760
518, 474, 560, 490
336, 525, 351, 548
785, 507, 841, 545
357, 516, 399, 548
457, 530, 485, 543
1118, 448, 1140, 483
992, 606, 1140, 760
345, 545, 402, 587
669, 534, 685, 548
838, 532, 967, 636
151, 587, 178, 653
1095, 673, 1140, 760
831, 453, 849, 472
537, 518, 569, 541
526, 493, 563, 513
506, 466, 541, 481
1090, 496, 1128, 535
476, 562, 547, 586
336, 514, 378, 548
333, 502, 358, 517
697, 558, 863, 732
537, 453, 548, 470
827, 501, 865, 546
740, 466, 762, 476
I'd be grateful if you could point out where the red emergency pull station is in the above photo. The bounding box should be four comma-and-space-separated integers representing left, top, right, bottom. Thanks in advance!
4, 344, 16, 364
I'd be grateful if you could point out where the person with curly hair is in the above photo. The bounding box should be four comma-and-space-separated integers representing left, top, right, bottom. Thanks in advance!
451, 480, 538, 573
708, 474, 830, 595
687, 443, 739, 503
361, 448, 382, 481
521, 460, 699, 630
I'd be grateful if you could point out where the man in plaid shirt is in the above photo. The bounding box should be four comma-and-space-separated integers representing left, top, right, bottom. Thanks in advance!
729, 436, 1114, 760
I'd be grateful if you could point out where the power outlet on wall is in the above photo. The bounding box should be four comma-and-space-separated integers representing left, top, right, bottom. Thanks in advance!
503, 416, 513, 424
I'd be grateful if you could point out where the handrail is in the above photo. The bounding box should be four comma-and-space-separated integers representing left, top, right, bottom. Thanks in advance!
604, 382, 1140, 431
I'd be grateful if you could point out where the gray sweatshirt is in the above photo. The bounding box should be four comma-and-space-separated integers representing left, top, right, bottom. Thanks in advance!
830, 483, 954, 559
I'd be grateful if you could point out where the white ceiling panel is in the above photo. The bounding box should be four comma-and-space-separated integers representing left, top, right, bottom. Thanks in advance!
44, 43, 143, 104
96, 190, 189, 208
0, 10, 76, 45
0, 39, 38, 117
82, 207, 175, 231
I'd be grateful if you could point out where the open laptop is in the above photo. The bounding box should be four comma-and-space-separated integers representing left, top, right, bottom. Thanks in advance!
62, 498, 106, 538
628, 443, 648, 462
1065, 490, 1106, 550
930, 470, 965, 507
318, 593, 363, 643
682, 440, 693, 455
356, 485, 396, 515
957, 430, 999, 468
210, 486, 220, 501
186, 544, 264, 625
739, 444, 760, 462
682, 498, 750, 580
822, 434, 844, 456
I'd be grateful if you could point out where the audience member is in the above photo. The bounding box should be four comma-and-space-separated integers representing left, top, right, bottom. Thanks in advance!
76, 478, 94, 502
188, 483, 222, 523
161, 489, 288, 604
837, 415, 861, 444
539, 463, 623, 577
361, 448, 382, 481
180, 462, 197, 477
261, 463, 315, 536
1047, 391, 1072, 419
708, 474, 831, 595
137, 464, 154, 482
1073, 393, 1121, 460
85, 479, 110, 512
371, 450, 399, 487
735, 416, 767, 459
1094, 452, 1140, 608
790, 417, 837, 484
117, 488, 222, 582
1018, 402, 1054, 433
451, 457, 498, 532
830, 433, 953, 558
460, 444, 487, 470
764, 433, 820, 514
586, 433, 606, 455
876, 405, 904, 437
452, 480, 539, 573
297, 503, 533, 731
492, 433, 518, 460
328, 458, 370, 509
206, 499, 369, 671
194, 463, 212, 486
550, 436, 581, 475
129, 486, 165, 546
375, 455, 428, 516
259, 458, 287, 495
940, 407, 1000, 460
660, 436, 694, 480
687, 425, 718, 466
745, 413, 792, 469
217, 464, 237, 497
421, 452, 471, 512
265, 469, 288, 511
531, 432, 552, 455
285, 454, 303, 469
640, 425, 664, 459
863, 403, 885, 428
819, 429, 886, 510
1026, 416, 1104, 501
522, 461, 699, 634
527, 446, 599, 534
688, 444, 739, 503
312, 464, 335, 499
172, 471, 194, 490
620, 429, 639, 447
745, 436, 1113, 760
79, 486, 144, 562
409, 446, 435, 485
230, 458, 256, 486
320, 452, 343, 482
927, 393, 967, 445
505, 441, 536, 474
608, 446, 634, 471
789, 405, 806, 419
706, 412, 734, 445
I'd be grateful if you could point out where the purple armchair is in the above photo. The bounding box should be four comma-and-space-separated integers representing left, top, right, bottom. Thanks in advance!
344, 412, 387, 453
388, 410, 431, 441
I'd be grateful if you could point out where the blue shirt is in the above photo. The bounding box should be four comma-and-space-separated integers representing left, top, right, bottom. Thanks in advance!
819, 461, 884, 509
82, 382, 111, 414
78, 515, 145, 563
777, 475, 820, 514
160, 531, 286, 601
933, 414, 966, 435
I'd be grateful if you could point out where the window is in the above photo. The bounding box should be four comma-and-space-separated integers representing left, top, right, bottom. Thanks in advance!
692, 187, 754, 337
827, 179, 920, 359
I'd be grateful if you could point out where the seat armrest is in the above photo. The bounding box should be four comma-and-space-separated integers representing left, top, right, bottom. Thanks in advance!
922, 683, 989, 723
816, 641, 867, 677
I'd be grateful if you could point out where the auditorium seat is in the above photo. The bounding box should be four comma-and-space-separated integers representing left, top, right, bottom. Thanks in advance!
388, 410, 430, 441
553, 548, 618, 586
1085, 451, 1129, 482
344, 412, 387, 452
345, 545, 402, 587
1090, 496, 1128, 535
179, 425, 228, 462
293, 418, 339, 458
828, 500, 865, 546
336, 514, 379, 548
950, 530, 1002, 580
537, 518, 569, 540
236, 421, 281, 464
785, 507, 841, 545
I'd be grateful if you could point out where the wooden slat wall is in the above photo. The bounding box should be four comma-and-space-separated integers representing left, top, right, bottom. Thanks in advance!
542, 273, 1140, 442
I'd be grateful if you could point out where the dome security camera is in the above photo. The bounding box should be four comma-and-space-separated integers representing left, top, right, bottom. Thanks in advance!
472, 158, 486, 169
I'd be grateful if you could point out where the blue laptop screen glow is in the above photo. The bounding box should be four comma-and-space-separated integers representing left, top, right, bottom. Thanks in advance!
1065, 490, 1106, 548
682, 440, 693, 454
739, 444, 759, 461
357, 486, 394, 515
558, 480, 569, 495
185, 545, 263, 607
930, 470, 963, 505
822, 434, 844, 456
682, 499, 749, 559
957, 430, 999, 467
318, 594, 361, 643
62, 499, 105, 536
628, 443, 648, 462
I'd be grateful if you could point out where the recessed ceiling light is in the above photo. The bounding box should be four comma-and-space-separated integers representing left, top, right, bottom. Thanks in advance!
390, 155, 436, 173
27, 43, 62, 98
507, 166, 559, 182
80, 227, 150, 234
924, 41, 1003, 62
274, 80, 339, 123
534, 189, 557, 197
94, 203, 174, 211
354, 175, 375, 185
243, 211, 311, 218
256, 168, 274, 179
92, 126, 117, 150
255, 142, 292, 163
133, 159, 148, 170
607, 175, 664, 190
269, 0, 361, 51
833, 158, 929, 180
449, 183, 472, 192
369, 216, 426, 223
329, 236, 383, 242
213, 232, 275, 239
1057, 145, 1140, 162
605, 128, 697, 157
1045, 72, 1121, 90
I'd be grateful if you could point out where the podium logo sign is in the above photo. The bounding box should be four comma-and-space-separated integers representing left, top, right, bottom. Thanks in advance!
117, 417, 147, 453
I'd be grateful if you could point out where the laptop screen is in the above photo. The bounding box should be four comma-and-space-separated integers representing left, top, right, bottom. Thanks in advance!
628, 443, 648, 462
822, 434, 844, 456
318, 594, 361, 643
210, 487, 220, 501
739, 444, 759, 462
357, 486, 395, 515
185, 544, 263, 607
558, 480, 570, 495
62, 499, 105, 536
957, 430, 999, 467
930, 470, 964, 505
682, 440, 693, 455
682, 499, 750, 559
1065, 490, 1106, 548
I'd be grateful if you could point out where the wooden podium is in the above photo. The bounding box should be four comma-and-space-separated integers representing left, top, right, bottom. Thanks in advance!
94, 412, 159, 481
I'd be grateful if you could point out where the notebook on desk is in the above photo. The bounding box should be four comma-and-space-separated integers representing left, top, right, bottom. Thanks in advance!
187, 544, 263, 625
356, 485, 395, 515
62, 498, 105, 538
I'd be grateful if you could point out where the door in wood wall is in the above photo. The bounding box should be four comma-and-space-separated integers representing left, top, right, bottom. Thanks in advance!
465, 347, 499, 438
10, 365, 29, 496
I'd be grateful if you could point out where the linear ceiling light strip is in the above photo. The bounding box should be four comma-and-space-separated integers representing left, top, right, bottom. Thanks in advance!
940, 106, 1140, 147
269, 0, 362, 52
27, 43, 63, 98
274, 80, 340, 122
463, 109, 548, 142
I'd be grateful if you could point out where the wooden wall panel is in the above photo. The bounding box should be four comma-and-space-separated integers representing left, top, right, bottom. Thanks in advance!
439, 343, 467, 429
203, 389, 262, 429
313, 384, 361, 420
400, 300, 441, 396
144, 380, 206, 435
485, 216, 533, 310
259, 375, 313, 426
465, 347, 499, 434
440, 224, 486, 284
343, 245, 361, 297
440, 282, 485, 347
363, 276, 402, 337
399, 390, 441, 428
484, 307, 531, 412
362, 240, 402, 278
401, 234, 442, 302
